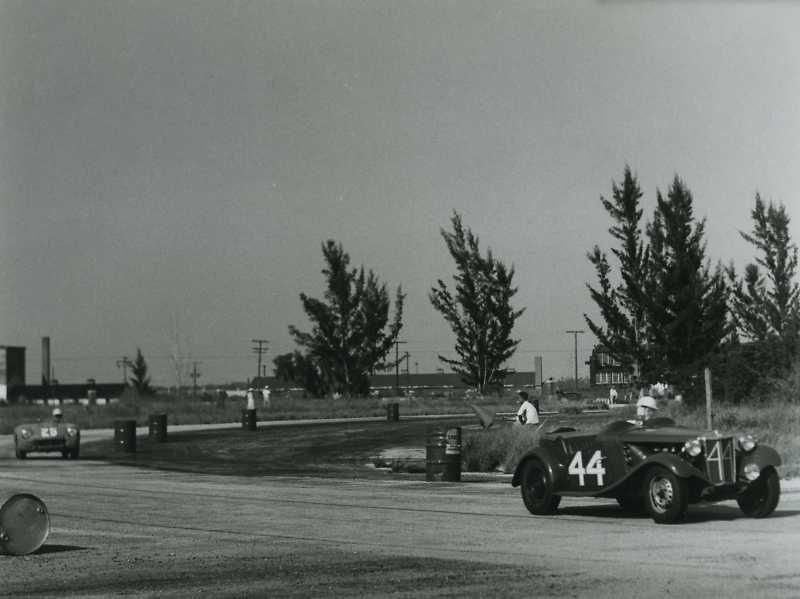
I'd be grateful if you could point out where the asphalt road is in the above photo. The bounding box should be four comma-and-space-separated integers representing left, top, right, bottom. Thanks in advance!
1, 429, 800, 598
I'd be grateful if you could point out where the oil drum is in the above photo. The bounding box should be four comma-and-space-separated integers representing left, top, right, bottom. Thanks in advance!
148, 413, 168, 442
426, 427, 462, 482
242, 408, 257, 431
0, 493, 50, 556
114, 419, 137, 453
386, 402, 400, 422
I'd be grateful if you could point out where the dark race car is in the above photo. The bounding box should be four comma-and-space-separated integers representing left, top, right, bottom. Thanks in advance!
512, 417, 781, 524
13, 414, 81, 459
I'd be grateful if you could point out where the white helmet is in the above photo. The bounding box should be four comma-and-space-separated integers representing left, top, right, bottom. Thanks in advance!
636, 396, 658, 420
52, 408, 63, 418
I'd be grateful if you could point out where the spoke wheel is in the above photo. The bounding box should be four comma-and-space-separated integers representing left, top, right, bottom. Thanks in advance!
737, 467, 780, 518
643, 466, 687, 524
520, 458, 561, 515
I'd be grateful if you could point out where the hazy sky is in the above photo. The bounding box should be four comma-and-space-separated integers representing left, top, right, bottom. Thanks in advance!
2, 0, 799, 387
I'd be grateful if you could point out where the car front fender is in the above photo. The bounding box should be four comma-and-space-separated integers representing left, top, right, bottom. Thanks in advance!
631, 452, 702, 480
740, 445, 781, 472
511, 447, 562, 488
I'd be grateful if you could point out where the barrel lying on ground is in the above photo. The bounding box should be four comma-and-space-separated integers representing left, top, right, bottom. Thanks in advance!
114, 419, 137, 453
426, 426, 461, 482
0, 494, 50, 556
148, 413, 168, 442
242, 409, 257, 431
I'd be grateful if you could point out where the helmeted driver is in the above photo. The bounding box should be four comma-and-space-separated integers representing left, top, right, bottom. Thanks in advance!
52, 407, 63, 421
635, 395, 658, 423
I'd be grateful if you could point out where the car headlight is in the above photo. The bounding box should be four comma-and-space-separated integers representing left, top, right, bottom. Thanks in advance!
683, 438, 702, 457
66, 427, 78, 437
743, 463, 761, 481
737, 434, 757, 452
19, 428, 32, 439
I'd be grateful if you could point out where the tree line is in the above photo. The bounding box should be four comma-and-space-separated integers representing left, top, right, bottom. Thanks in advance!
272, 166, 798, 404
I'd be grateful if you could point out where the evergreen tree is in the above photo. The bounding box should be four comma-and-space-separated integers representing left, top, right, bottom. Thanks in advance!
643, 176, 729, 390
728, 194, 799, 373
289, 240, 405, 397
429, 212, 524, 393
585, 167, 649, 374
273, 351, 328, 398
130, 348, 154, 396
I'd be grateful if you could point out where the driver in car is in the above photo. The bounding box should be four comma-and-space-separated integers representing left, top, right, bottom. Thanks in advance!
635, 395, 658, 424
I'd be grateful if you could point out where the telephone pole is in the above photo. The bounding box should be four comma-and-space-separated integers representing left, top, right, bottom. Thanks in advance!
393, 340, 407, 395
251, 339, 269, 381
565, 330, 585, 390
190, 361, 202, 398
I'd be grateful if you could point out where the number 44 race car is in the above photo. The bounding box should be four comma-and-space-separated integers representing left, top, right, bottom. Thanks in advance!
13, 409, 81, 460
512, 417, 781, 524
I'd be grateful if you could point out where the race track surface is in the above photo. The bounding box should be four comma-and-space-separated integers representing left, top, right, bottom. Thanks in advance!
2, 434, 800, 597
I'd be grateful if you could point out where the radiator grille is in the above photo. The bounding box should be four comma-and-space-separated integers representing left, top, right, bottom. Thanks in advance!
702, 437, 736, 484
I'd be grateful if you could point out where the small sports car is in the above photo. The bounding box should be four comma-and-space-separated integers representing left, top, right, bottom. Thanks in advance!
14, 419, 81, 459
512, 417, 781, 524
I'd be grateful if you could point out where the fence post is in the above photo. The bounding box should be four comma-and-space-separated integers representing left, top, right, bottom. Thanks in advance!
704, 367, 712, 430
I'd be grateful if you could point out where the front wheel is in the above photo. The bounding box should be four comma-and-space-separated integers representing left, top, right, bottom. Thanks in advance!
14, 439, 26, 460
643, 466, 688, 524
737, 467, 780, 518
520, 458, 561, 515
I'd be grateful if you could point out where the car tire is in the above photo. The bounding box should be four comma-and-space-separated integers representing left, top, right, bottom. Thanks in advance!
14, 438, 26, 460
643, 466, 688, 524
71, 446, 80, 460
62, 450, 70, 459
737, 467, 780, 518
520, 457, 561, 515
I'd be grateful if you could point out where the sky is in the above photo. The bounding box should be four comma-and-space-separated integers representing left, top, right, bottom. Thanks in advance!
1, 0, 799, 388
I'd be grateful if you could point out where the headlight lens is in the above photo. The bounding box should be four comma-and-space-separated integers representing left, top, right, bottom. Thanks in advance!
683, 438, 702, 457
19, 428, 32, 439
738, 434, 757, 452
744, 463, 761, 481
66, 426, 78, 437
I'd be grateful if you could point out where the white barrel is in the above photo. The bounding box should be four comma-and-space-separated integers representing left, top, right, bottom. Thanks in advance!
0, 493, 51, 555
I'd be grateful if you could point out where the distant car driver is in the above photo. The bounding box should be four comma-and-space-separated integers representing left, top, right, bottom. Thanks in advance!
516, 390, 539, 425
52, 408, 63, 421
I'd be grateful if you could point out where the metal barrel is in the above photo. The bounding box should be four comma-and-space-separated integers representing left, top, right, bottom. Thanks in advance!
148, 413, 168, 442
426, 427, 462, 482
0, 493, 50, 556
242, 409, 257, 431
386, 402, 399, 422
114, 419, 137, 453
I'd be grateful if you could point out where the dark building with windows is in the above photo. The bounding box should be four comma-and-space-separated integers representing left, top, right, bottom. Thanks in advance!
587, 345, 633, 387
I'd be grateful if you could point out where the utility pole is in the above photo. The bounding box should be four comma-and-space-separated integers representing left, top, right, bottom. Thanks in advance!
116, 356, 133, 386
404, 352, 411, 389
252, 339, 269, 382
565, 330, 585, 390
393, 340, 407, 395
190, 361, 202, 398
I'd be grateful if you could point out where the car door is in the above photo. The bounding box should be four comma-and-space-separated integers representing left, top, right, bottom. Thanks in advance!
553, 432, 619, 494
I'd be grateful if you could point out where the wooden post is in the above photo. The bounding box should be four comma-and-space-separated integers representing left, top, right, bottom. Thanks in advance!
704, 367, 712, 430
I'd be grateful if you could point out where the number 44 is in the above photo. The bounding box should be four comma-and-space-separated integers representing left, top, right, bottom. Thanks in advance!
568, 450, 606, 486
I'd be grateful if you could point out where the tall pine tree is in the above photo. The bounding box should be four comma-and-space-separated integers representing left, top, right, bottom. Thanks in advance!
643, 176, 728, 389
585, 167, 649, 374
289, 240, 405, 397
429, 212, 524, 393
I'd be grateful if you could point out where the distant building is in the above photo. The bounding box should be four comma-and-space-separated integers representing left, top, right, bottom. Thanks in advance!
0, 345, 26, 402
587, 345, 633, 387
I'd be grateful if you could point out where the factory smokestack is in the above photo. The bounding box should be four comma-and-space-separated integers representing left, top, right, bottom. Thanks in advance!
41, 336, 50, 386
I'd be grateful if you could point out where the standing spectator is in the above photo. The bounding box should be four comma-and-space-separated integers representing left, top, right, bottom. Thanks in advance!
246, 388, 256, 410
515, 390, 540, 425
608, 385, 618, 405
262, 386, 271, 408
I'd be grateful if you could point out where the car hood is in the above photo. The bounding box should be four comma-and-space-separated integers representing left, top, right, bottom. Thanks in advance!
15, 421, 78, 432
617, 425, 719, 443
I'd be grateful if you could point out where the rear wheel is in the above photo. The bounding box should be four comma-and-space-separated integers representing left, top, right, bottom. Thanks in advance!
643, 466, 688, 524
520, 458, 561, 515
737, 467, 780, 518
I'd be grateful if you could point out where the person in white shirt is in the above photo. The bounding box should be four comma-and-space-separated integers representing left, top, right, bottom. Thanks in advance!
262, 386, 271, 408
515, 390, 539, 425
246, 388, 256, 410
609, 386, 618, 405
